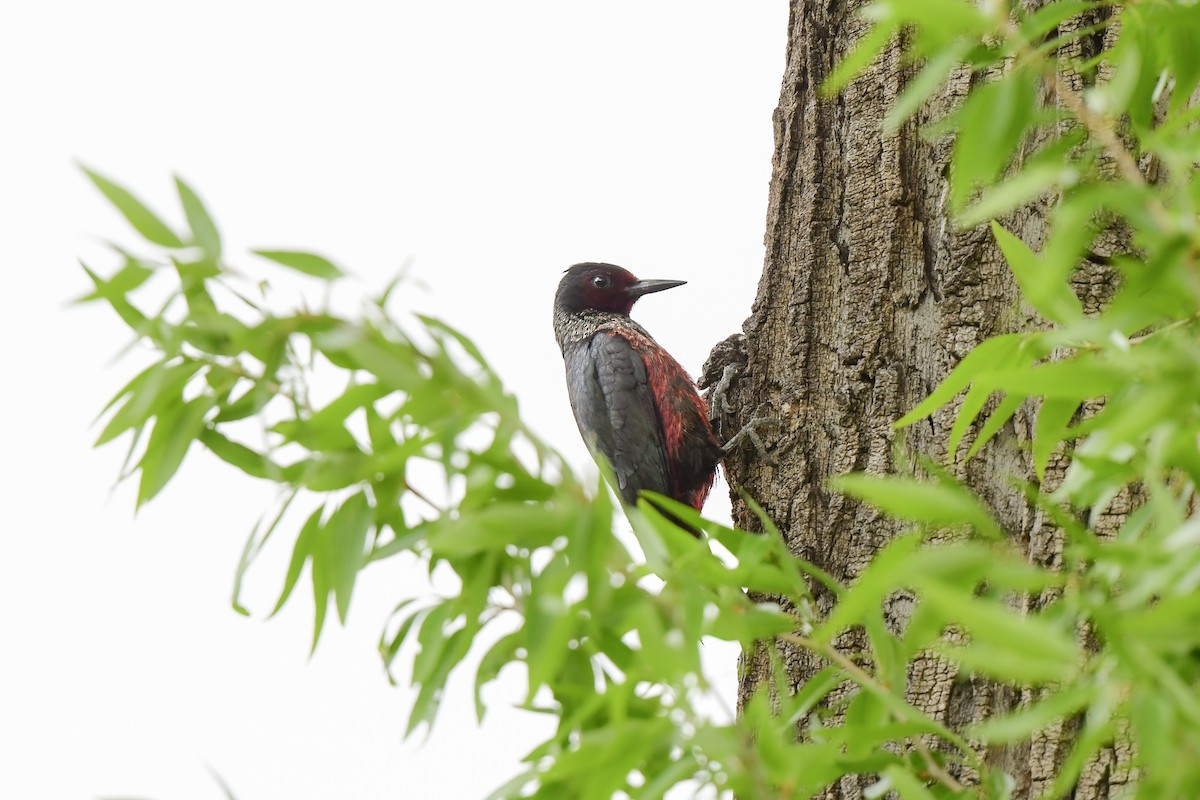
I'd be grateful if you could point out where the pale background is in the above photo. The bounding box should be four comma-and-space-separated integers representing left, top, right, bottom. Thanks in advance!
0, 3, 786, 798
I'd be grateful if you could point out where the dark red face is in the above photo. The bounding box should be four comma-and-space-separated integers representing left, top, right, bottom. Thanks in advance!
562, 264, 640, 313
555, 262, 686, 316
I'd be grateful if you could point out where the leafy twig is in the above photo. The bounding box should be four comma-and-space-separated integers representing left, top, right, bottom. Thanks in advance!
780, 633, 971, 793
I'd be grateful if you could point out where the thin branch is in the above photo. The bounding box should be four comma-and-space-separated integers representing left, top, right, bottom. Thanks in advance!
1126, 309, 1200, 345
403, 479, 443, 513
1000, 13, 1173, 232
779, 633, 971, 793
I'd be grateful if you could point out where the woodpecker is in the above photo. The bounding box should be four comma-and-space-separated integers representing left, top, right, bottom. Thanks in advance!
553, 262, 724, 532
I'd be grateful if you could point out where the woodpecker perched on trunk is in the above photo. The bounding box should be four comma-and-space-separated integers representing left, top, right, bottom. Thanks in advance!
553, 262, 724, 532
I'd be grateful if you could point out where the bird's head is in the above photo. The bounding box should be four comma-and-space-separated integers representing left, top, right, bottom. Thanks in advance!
554, 262, 686, 316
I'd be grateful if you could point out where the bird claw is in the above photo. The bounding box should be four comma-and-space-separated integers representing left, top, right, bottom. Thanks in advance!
700, 334, 748, 420
721, 407, 777, 465
707, 363, 739, 417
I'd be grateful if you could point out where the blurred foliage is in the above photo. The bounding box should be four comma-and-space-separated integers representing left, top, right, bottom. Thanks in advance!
82, 1, 1200, 796
826, 0, 1200, 796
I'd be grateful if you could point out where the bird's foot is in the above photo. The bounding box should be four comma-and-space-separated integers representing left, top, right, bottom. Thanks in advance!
721, 405, 777, 465
707, 363, 739, 416
700, 333, 748, 421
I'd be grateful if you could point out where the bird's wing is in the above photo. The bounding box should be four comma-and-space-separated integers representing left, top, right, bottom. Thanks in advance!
565, 331, 671, 505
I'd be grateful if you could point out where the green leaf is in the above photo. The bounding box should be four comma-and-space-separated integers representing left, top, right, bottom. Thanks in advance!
892, 0, 987, 40
271, 506, 325, 616
273, 382, 389, 452
324, 492, 373, 623
296, 452, 370, 492
957, 162, 1077, 228
1093, 29, 1142, 121
947, 383, 994, 462
708, 592, 795, 645
523, 556, 581, 701
310, 535, 331, 654
418, 314, 495, 373
314, 328, 422, 390
634, 755, 702, 800
173, 257, 220, 318
881, 766, 938, 800
204, 766, 240, 800
971, 683, 1097, 743
980, 355, 1124, 400
575, 474, 619, 614
950, 72, 1037, 210
94, 360, 162, 423
74, 257, 155, 304
79, 262, 152, 335
729, 492, 844, 597
965, 391, 1024, 460
381, 600, 424, 649
1033, 397, 1079, 480
429, 505, 571, 558
991, 222, 1084, 324
843, 690, 891, 758
1044, 690, 1118, 799
942, 639, 1075, 684
1019, 0, 1103, 44
95, 362, 163, 445
825, 639, 975, 759
1162, 7, 1200, 114
864, 608, 906, 694
817, 533, 921, 642
823, 20, 896, 95
175, 176, 222, 258
832, 473, 1001, 538
474, 630, 522, 723
81, 166, 184, 248
199, 429, 278, 480
214, 381, 275, 423
920, 582, 1079, 683
418, 632, 473, 730
407, 603, 470, 738
895, 333, 1028, 428
252, 249, 344, 279
784, 664, 844, 725
898, 542, 1040, 592
230, 490, 297, 616
96, 360, 205, 447
271, 418, 360, 453
379, 600, 427, 682
136, 395, 214, 506
883, 40, 971, 132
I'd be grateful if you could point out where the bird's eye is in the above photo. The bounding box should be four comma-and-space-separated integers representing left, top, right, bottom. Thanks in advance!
592, 275, 611, 289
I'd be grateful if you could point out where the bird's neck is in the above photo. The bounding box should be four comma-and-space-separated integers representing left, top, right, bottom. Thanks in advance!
553, 309, 653, 354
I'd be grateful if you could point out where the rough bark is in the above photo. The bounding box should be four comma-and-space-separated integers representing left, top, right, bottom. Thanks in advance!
710, 2, 1128, 798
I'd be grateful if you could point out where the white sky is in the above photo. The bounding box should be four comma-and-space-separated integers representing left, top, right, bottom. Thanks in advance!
0, 3, 787, 798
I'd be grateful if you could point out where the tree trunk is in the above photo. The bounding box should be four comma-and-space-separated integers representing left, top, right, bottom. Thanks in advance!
712, 2, 1129, 798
